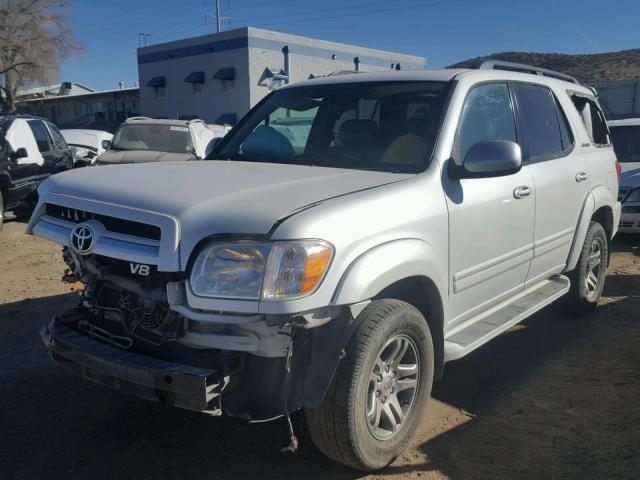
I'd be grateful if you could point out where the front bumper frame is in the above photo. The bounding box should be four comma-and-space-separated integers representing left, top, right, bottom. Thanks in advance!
40, 315, 225, 414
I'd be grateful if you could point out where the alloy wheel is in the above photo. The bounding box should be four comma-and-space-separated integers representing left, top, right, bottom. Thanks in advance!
366, 334, 420, 440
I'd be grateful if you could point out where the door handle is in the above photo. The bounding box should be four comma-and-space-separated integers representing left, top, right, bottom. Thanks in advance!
513, 185, 532, 199
575, 172, 589, 182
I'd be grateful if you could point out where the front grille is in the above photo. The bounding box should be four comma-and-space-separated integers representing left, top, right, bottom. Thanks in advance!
46, 204, 161, 241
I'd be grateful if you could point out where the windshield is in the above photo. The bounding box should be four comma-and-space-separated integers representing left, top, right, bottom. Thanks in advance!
110, 124, 195, 154
610, 125, 640, 163
211, 81, 449, 173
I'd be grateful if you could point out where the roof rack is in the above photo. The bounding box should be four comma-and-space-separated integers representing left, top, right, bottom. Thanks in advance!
479, 60, 580, 85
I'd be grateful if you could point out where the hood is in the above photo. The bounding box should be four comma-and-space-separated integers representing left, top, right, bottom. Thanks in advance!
38, 160, 411, 257
620, 163, 640, 188
96, 149, 195, 164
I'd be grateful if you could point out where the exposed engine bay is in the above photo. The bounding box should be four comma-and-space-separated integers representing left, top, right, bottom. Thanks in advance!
62, 247, 185, 351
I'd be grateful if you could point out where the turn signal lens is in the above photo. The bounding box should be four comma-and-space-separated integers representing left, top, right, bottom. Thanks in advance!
262, 241, 334, 300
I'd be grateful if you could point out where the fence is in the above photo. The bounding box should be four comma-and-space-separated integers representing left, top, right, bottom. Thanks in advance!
592, 79, 640, 120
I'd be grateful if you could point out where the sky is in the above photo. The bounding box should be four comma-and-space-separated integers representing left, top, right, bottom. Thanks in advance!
61, 0, 640, 91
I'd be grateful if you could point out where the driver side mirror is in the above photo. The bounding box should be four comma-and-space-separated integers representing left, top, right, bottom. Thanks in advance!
462, 140, 522, 176
101, 139, 111, 150
10, 147, 28, 161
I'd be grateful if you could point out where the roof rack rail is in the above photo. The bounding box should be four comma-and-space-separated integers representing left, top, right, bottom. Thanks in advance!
479, 60, 580, 85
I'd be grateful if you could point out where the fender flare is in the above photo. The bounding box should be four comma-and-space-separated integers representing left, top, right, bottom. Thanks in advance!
331, 238, 447, 307
566, 186, 615, 271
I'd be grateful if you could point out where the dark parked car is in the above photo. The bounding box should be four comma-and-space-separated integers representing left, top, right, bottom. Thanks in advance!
0, 115, 72, 228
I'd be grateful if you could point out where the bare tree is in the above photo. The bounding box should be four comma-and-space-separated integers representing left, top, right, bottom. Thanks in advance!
0, 0, 82, 112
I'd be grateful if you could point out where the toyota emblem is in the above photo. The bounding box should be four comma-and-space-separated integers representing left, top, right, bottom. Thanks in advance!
69, 225, 95, 255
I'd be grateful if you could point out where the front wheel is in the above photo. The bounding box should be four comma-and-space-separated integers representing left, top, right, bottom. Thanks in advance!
306, 299, 434, 471
566, 221, 609, 315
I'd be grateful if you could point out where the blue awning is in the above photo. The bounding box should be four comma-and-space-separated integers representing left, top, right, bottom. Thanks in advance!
216, 113, 237, 125
214, 67, 235, 80
146, 76, 165, 87
184, 71, 204, 83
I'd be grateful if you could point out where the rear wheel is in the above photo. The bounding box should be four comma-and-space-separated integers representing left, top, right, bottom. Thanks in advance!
306, 299, 434, 471
566, 221, 609, 315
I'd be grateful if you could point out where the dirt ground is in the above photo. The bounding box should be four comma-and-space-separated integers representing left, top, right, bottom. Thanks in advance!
1, 219, 639, 480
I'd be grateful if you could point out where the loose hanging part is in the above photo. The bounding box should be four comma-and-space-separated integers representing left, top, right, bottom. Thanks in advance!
281, 413, 299, 453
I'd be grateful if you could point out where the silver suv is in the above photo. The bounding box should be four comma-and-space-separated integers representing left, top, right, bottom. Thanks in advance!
28, 61, 621, 471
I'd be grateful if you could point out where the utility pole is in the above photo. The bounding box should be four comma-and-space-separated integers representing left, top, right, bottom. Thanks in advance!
215, 0, 221, 33
205, 0, 228, 33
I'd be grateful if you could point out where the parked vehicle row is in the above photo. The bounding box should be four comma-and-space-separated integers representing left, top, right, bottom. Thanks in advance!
26, 61, 622, 470
0, 115, 232, 226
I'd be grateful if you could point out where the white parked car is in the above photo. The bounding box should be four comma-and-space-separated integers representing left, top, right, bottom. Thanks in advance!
96, 117, 227, 165
608, 118, 640, 233
61, 129, 113, 166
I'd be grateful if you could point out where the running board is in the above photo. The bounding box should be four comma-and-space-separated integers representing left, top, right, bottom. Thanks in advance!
444, 275, 570, 362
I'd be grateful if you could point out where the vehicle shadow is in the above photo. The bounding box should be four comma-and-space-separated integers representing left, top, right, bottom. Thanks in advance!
611, 233, 639, 255
2, 271, 639, 479
385, 271, 640, 479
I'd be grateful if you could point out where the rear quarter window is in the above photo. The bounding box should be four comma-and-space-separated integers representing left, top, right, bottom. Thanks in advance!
570, 94, 611, 146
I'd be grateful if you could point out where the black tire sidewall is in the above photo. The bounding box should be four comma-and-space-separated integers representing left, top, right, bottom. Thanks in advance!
348, 301, 434, 469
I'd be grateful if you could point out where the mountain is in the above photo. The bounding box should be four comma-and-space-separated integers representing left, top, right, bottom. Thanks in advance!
449, 49, 640, 83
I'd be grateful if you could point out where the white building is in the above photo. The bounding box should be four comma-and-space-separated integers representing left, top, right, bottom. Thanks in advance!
137, 27, 426, 125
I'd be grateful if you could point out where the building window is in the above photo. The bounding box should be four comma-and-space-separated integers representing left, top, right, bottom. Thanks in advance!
155, 86, 166, 98
193, 82, 204, 95
222, 79, 234, 92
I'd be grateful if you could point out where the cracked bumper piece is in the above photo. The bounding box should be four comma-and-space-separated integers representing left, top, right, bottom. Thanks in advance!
40, 317, 224, 414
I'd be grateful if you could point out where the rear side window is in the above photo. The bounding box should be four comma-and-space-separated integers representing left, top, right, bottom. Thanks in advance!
27, 120, 52, 152
570, 95, 611, 145
457, 83, 517, 161
512, 83, 570, 160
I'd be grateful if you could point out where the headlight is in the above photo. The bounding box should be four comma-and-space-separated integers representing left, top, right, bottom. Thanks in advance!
190, 240, 333, 301
190, 243, 271, 299
624, 188, 640, 203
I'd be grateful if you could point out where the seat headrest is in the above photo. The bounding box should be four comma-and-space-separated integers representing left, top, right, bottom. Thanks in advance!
339, 119, 377, 148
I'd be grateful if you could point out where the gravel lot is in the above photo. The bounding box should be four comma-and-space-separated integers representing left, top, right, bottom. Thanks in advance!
1, 219, 639, 480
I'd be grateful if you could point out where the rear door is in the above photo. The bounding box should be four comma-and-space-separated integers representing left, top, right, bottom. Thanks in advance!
511, 83, 588, 287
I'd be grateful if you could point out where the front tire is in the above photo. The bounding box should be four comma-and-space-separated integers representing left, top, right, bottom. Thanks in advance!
306, 299, 434, 471
566, 221, 609, 315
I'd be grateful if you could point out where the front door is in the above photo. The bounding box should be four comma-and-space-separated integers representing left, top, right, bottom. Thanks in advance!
444, 82, 535, 328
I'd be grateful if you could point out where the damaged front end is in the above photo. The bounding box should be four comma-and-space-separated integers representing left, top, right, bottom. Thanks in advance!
42, 248, 359, 421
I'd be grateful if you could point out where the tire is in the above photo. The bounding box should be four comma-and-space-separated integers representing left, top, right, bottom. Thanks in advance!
305, 299, 434, 471
566, 221, 609, 315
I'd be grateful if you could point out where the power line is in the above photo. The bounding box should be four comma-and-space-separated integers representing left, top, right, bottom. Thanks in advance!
65, 0, 463, 72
